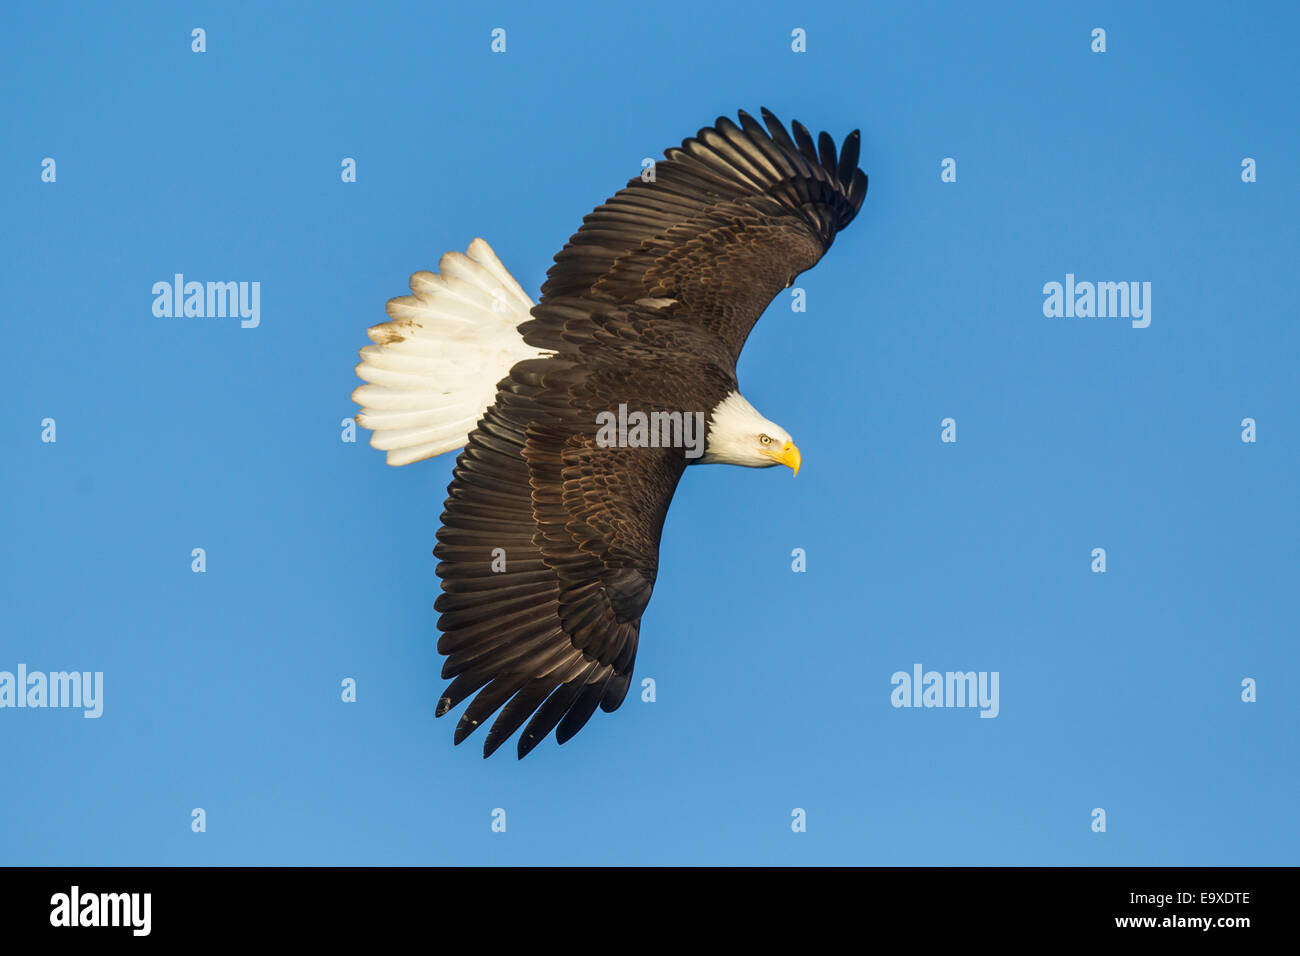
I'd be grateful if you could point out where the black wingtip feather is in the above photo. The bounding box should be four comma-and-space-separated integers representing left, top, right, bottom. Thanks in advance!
453, 714, 480, 745
555, 676, 610, 744
817, 130, 837, 177
789, 119, 820, 167
838, 130, 861, 185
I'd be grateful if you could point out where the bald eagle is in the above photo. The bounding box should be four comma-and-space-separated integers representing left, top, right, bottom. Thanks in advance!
352, 108, 867, 758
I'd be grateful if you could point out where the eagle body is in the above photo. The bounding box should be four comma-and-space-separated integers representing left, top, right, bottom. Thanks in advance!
353, 109, 867, 757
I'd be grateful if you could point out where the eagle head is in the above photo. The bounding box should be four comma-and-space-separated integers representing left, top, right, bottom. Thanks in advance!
699, 391, 801, 475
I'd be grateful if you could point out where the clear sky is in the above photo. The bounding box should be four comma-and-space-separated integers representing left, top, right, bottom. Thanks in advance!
2, 0, 1296, 865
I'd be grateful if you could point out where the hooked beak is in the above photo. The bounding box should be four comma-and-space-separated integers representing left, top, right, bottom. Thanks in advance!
777, 440, 801, 476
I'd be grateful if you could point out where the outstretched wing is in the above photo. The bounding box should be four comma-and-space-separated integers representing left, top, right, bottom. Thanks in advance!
433, 309, 713, 758
524, 108, 868, 366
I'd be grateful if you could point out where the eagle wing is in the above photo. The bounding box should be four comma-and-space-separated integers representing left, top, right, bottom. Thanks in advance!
433, 418, 681, 758
525, 107, 867, 366
435, 309, 723, 758
433, 110, 868, 757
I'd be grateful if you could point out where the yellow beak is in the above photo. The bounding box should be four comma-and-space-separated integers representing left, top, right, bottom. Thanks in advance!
778, 441, 801, 476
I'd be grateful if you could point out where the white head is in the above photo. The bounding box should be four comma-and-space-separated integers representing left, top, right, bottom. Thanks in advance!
699, 391, 801, 474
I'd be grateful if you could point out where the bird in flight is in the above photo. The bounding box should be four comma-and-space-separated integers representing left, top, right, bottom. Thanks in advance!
352, 108, 868, 758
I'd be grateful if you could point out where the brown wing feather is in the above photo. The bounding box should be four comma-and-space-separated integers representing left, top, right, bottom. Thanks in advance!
528, 108, 868, 367
433, 307, 717, 757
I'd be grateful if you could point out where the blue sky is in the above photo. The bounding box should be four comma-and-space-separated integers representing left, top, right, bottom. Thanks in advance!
2, 0, 1296, 865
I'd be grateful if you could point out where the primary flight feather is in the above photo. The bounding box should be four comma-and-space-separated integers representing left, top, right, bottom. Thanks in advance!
352, 108, 868, 758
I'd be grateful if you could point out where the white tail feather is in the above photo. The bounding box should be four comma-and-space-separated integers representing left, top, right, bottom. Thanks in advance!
352, 238, 547, 466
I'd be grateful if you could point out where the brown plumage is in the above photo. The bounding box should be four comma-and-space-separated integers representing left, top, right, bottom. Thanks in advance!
430, 108, 868, 758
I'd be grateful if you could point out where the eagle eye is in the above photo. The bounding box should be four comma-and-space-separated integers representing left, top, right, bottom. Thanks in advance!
759, 434, 773, 445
